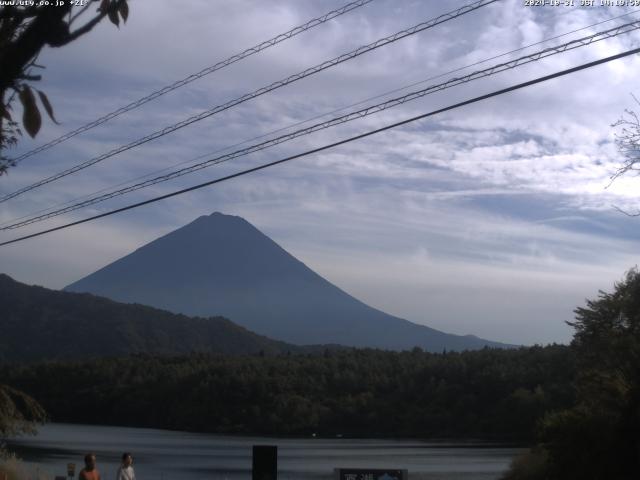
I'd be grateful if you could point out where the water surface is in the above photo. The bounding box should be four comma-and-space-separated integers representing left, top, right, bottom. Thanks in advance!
7, 423, 524, 480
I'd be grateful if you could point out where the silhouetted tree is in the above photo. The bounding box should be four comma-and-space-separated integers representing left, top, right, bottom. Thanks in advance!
504, 268, 640, 480
0, 0, 129, 174
0, 384, 46, 440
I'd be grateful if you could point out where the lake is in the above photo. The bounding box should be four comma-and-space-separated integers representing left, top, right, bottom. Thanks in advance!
6, 423, 525, 480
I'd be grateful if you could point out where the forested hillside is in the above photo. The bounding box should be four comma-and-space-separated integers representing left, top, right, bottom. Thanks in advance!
0, 273, 299, 360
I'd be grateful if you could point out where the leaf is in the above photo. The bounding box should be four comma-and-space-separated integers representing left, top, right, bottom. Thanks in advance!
19, 85, 41, 138
0, 103, 11, 121
36, 90, 59, 124
118, 1, 129, 23
98, 0, 109, 13
108, 7, 120, 27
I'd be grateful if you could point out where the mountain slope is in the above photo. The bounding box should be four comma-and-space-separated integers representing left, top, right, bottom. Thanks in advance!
0, 273, 298, 362
66, 212, 511, 351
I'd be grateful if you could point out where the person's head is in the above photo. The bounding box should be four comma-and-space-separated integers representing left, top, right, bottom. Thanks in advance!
121, 453, 133, 467
84, 453, 96, 470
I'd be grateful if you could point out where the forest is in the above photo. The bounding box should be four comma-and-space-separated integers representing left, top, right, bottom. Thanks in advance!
1, 345, 573, 440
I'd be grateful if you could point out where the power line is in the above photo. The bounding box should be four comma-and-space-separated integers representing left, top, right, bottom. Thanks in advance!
0, 0, 500, 204
6, 0, 376, 165
2, 46, 639, 247
4, 18, 639, 230
330, 9, 640, 120
6, 7, 634, 230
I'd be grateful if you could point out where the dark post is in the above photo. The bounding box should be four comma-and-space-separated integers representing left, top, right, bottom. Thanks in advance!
252, 445, 277, 480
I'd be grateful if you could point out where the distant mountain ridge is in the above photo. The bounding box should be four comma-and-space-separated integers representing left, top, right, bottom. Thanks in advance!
65, 212, 512, 351
0, 273, 300, 362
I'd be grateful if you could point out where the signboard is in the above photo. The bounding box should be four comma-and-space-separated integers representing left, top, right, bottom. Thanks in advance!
335, 468, 408, 480
252, 445, 277, 480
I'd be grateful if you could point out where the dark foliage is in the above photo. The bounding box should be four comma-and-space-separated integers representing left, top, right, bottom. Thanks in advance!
537, 268, 640, 479
503, 268, 640, 480
0, 1, 129, 174
0, 345, 574, 440
0, 384, 46, 439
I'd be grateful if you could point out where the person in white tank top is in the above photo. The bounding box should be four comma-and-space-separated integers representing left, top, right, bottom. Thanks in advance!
116, 453, 136, 480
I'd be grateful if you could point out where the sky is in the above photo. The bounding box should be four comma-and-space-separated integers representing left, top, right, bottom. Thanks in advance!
1, 0, 639, 345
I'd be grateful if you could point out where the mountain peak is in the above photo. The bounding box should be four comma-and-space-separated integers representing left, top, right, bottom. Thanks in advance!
202, 211, 241, 221
182, 212, 261, 237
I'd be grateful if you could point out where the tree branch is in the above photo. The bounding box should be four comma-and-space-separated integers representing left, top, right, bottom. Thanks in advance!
612, 205, 640, 217
0, 6, 41, 21
50, 0, 127, 46
0, 5, 71, 91
62, 11, 109, 45
17, 74, 42, 81
68, 1, 94, 26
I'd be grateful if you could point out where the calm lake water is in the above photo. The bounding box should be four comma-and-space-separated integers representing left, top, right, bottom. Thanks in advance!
6, 423, 525, 480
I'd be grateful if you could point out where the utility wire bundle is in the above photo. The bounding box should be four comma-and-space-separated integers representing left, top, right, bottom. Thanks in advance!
2, 0, 639, 246
7, 0, 375, 165
4, 18, 640, 231
0, 0, 499, 204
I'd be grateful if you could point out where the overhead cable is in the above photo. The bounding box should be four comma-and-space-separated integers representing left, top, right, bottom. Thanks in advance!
6, 0, 376, 165
3, 18, 639, 230
2, 46, 639, 247
6, 7, 634, 230
0, 0, 500, 204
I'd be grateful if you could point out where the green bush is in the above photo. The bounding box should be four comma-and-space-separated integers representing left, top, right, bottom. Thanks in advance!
0, 450, 50, 480
501, 448, 550, 480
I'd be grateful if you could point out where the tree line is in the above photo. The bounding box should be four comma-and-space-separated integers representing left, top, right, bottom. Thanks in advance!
1, 344, 574, 441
